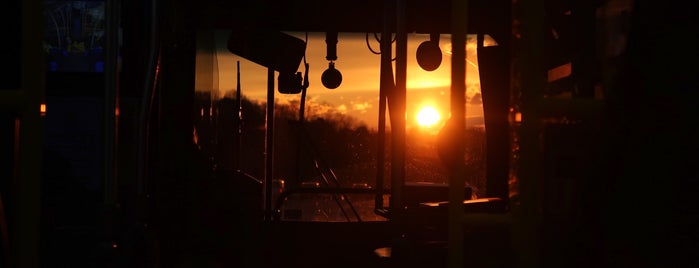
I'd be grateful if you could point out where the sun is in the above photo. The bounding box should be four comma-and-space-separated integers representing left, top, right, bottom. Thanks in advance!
416, 106, 441, 128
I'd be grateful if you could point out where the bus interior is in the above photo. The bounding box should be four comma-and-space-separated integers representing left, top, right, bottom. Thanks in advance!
1, 0, 698, 267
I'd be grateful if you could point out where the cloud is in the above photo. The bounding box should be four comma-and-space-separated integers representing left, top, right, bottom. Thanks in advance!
352, 101, 372, 114
337, 104, 348, 114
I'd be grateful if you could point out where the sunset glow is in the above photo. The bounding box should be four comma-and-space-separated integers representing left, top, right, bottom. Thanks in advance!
208, 31, 487, 129
416, 106, 441, 128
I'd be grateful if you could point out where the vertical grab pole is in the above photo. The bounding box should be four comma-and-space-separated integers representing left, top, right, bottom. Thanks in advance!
390, 0, 407, 218
264, 68, 275, 222
376, 0, 394, 212
11, 0, 45, 266
515, 0, 544, 266
449, 0, 468, 267
104, 0, 120, 206
236, 61, 242, 171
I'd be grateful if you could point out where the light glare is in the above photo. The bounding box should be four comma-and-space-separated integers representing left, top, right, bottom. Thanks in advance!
416, 106, 441, 128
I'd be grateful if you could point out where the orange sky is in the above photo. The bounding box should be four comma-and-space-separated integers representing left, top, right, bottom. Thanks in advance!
199, 30, 489, 131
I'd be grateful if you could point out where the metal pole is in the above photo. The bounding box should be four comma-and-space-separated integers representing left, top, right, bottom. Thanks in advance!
376, 0, 394, 212
12, 0, 45, 266
236, 61, 242, 171
515, 0, 544, 266
137, 0, 161, 196
103, 0, 120, 206
449, 0, 468, 267
390, 0, 407, 218
264, 68, 275, 222
299, 83, 307, 122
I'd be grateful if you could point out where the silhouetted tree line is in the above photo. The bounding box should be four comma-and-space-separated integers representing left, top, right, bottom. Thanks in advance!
193, 95, 378, 189
194, 93, 486, 195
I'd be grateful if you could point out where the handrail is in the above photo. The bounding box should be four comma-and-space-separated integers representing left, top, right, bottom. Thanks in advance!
137, 0, 162, 197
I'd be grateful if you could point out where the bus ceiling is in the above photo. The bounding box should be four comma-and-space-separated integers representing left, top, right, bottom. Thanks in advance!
203, 0, 510, 38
